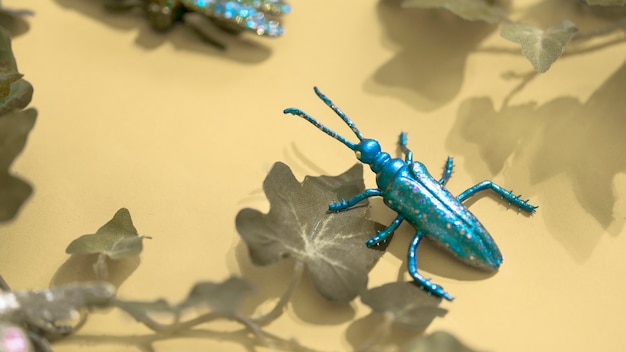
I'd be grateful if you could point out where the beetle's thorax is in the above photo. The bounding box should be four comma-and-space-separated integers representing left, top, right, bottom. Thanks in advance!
354, 139, 405, 189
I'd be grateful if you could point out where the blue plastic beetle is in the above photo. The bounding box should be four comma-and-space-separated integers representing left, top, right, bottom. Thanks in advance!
284, 87, 537, 301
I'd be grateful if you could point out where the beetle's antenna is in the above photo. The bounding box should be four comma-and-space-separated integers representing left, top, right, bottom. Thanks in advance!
313, 87, 364, 141
284, 107, 357, 150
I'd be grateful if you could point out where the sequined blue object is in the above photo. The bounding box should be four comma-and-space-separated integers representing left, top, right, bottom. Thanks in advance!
109, 0, 289, 41
284, 88, 538, 301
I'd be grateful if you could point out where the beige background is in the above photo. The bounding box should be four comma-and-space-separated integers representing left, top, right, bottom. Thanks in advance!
2, 0, 626, 351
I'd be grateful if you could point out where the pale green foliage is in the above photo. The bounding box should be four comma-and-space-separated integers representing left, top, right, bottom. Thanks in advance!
115, 277, 253, 320
0, 27, 34, 223
403, 0, 502, 23
66, 208, 149, 260
236, 162, 385, 303
500, 21, 578, 73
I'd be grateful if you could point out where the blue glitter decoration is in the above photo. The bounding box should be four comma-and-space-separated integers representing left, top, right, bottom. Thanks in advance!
106, 0, 289, 43
284, 88, 538, 301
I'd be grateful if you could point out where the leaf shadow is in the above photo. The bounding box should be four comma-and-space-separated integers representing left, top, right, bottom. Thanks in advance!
345, 312, 419, 352
233, 240, 357, 325
51, 0, 273, 64
50, 254, 140, 288
364, 0, 496, 112
446, 60, 626, 262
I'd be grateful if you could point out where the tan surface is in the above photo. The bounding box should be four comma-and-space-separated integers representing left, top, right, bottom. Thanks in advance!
2, 0, 626, 351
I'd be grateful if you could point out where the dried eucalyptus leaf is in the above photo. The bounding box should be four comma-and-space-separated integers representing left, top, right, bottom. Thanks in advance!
361, 282, 447, 330
116, 277, 253, 318
66, 208, 149, 260
9, 282, 116, 333
400, 331, 478, 352
0, 108, 36, 223
402, 0, 502, 23
236, 162, 385, 302
585, 0, 626, 5
500, 20, 578, 73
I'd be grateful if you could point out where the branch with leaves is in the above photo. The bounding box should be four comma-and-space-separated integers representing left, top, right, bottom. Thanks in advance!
403, 0, 626, 72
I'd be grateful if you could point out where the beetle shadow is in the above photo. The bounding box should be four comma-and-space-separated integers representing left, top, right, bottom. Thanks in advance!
446, 60, 626, 262
363, 0, 497, 112
49, 254, 140, 288
51, 0, 273, 64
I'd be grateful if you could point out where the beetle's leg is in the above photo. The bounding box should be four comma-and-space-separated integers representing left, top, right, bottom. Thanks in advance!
457, 181, 538, 213
398, 132, 413, 163
366, 214, 403, 247
439, 157, 454, 185
328, 189, 383, 211
408, 232, 454, 301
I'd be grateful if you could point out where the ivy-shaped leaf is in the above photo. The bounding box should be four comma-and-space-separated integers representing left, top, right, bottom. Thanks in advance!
402, 0, 503, 23
500, 20, 578, 73
115, 277, 253, 319
361, 282, 447, 330
400, 331, 478, 352
236, 162, 385, 303
585, 0, 626, 5
66, 208, 149, 260
0, 108, 36, 223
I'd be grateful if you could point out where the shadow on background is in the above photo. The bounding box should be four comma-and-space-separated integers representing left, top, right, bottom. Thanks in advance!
50, 254, 140, 288
447, 60, 626, 262
364, 0, 497, 112
52, 0, 272, 63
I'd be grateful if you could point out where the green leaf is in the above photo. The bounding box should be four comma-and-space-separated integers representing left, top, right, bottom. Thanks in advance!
0, 79, 32, 115
500, 20, 578, 73
402, 0, 502, 23
400, 331, 478, 352
66, 208, 149, 260
236, 162, 385, 303
115, 277, 254, 319
361, 282, 447, 330
0, 108, 36, 222
585, 0, 626, 5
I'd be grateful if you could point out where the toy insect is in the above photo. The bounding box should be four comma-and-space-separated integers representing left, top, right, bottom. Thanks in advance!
0, 280, 115, 351
284, 87, 537, 301
104, 0, 289, 47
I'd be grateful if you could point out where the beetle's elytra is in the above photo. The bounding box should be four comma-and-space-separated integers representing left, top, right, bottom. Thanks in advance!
284, 87, 537, 301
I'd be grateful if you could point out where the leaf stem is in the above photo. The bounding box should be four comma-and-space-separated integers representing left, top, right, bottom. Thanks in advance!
0, 274, 11, 291
93, 254, 108, 280
251, 260, 305, 325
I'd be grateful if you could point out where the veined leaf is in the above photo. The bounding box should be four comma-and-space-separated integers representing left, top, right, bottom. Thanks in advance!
500, 20, 578, 73
403, 0, 502, 23
236, 162, 385, 302
66, 208, 149, 260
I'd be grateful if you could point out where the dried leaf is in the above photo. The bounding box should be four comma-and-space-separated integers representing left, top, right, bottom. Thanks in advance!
403, 0, 502, 23
0, 79, 33, 116
0, 108, 36, 223
115, 277, 253, 319
401, 331, 478, 352
1, 282, 116, 334
66, 208, 149, 260
500, 20, 578, 73
361, 282, 447, 330
236, 162, 385, 302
